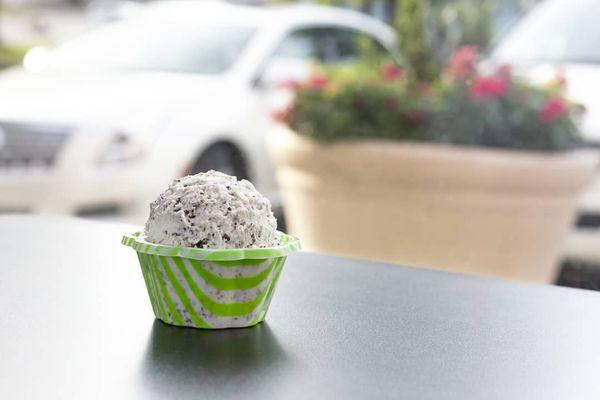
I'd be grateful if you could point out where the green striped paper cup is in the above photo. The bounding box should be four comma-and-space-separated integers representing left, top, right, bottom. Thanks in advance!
122, 231, 301, 329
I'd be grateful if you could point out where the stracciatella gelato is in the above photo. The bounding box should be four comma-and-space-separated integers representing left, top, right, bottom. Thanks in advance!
144, 170, 278, 249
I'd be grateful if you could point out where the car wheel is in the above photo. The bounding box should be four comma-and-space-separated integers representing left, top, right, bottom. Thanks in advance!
189, 142, 249, 180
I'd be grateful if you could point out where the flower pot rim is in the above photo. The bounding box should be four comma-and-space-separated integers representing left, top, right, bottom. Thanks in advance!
274, 125, 593, 161
268, 125, 599, 194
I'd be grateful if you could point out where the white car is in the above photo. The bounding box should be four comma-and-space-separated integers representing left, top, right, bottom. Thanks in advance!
490, 0, 600, 262
0, 0, 395, 219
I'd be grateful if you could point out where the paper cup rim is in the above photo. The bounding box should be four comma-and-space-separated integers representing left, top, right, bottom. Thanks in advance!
122, 231, 301, 261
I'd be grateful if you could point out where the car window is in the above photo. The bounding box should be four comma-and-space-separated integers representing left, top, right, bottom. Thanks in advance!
260, 28, 332, 88
274, 27, 390, 64
273, 28, 325, 61
329, 28, 391, 62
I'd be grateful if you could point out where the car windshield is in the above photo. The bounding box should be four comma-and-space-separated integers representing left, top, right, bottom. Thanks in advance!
493, 0, 600, 64
50, 16, 256, 74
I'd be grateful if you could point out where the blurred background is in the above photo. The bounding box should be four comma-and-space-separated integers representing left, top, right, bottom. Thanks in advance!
1, 0, 599, 288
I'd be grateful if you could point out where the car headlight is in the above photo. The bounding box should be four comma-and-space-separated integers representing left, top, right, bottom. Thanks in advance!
97, 133, 144, 166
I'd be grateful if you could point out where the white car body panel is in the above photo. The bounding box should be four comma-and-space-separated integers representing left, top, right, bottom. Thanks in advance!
0, 0, 395, 219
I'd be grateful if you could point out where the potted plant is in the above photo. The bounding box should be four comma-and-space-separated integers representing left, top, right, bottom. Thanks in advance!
268, 47, 598, 282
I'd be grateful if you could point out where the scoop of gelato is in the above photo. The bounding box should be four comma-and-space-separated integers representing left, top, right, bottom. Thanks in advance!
144, 170, 278, 249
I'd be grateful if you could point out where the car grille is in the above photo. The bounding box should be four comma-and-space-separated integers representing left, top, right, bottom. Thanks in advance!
0, 122, 71, 169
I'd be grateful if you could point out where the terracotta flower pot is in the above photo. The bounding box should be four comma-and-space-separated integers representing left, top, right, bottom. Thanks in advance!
268, 126, 599, 282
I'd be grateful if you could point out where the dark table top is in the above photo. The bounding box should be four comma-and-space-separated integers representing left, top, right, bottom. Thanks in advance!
2, 215, 600, 399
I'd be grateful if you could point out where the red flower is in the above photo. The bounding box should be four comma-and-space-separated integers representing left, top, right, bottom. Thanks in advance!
407, 108, 427, 123
380, 63, 404, 82
277, 78, 300, 90
270, 106, 293, 123
270, 109, 285, 123
306, 72, 328, 89
539, 97, 568, 123
448, 45, 478, 79
470, 76, 509, 100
